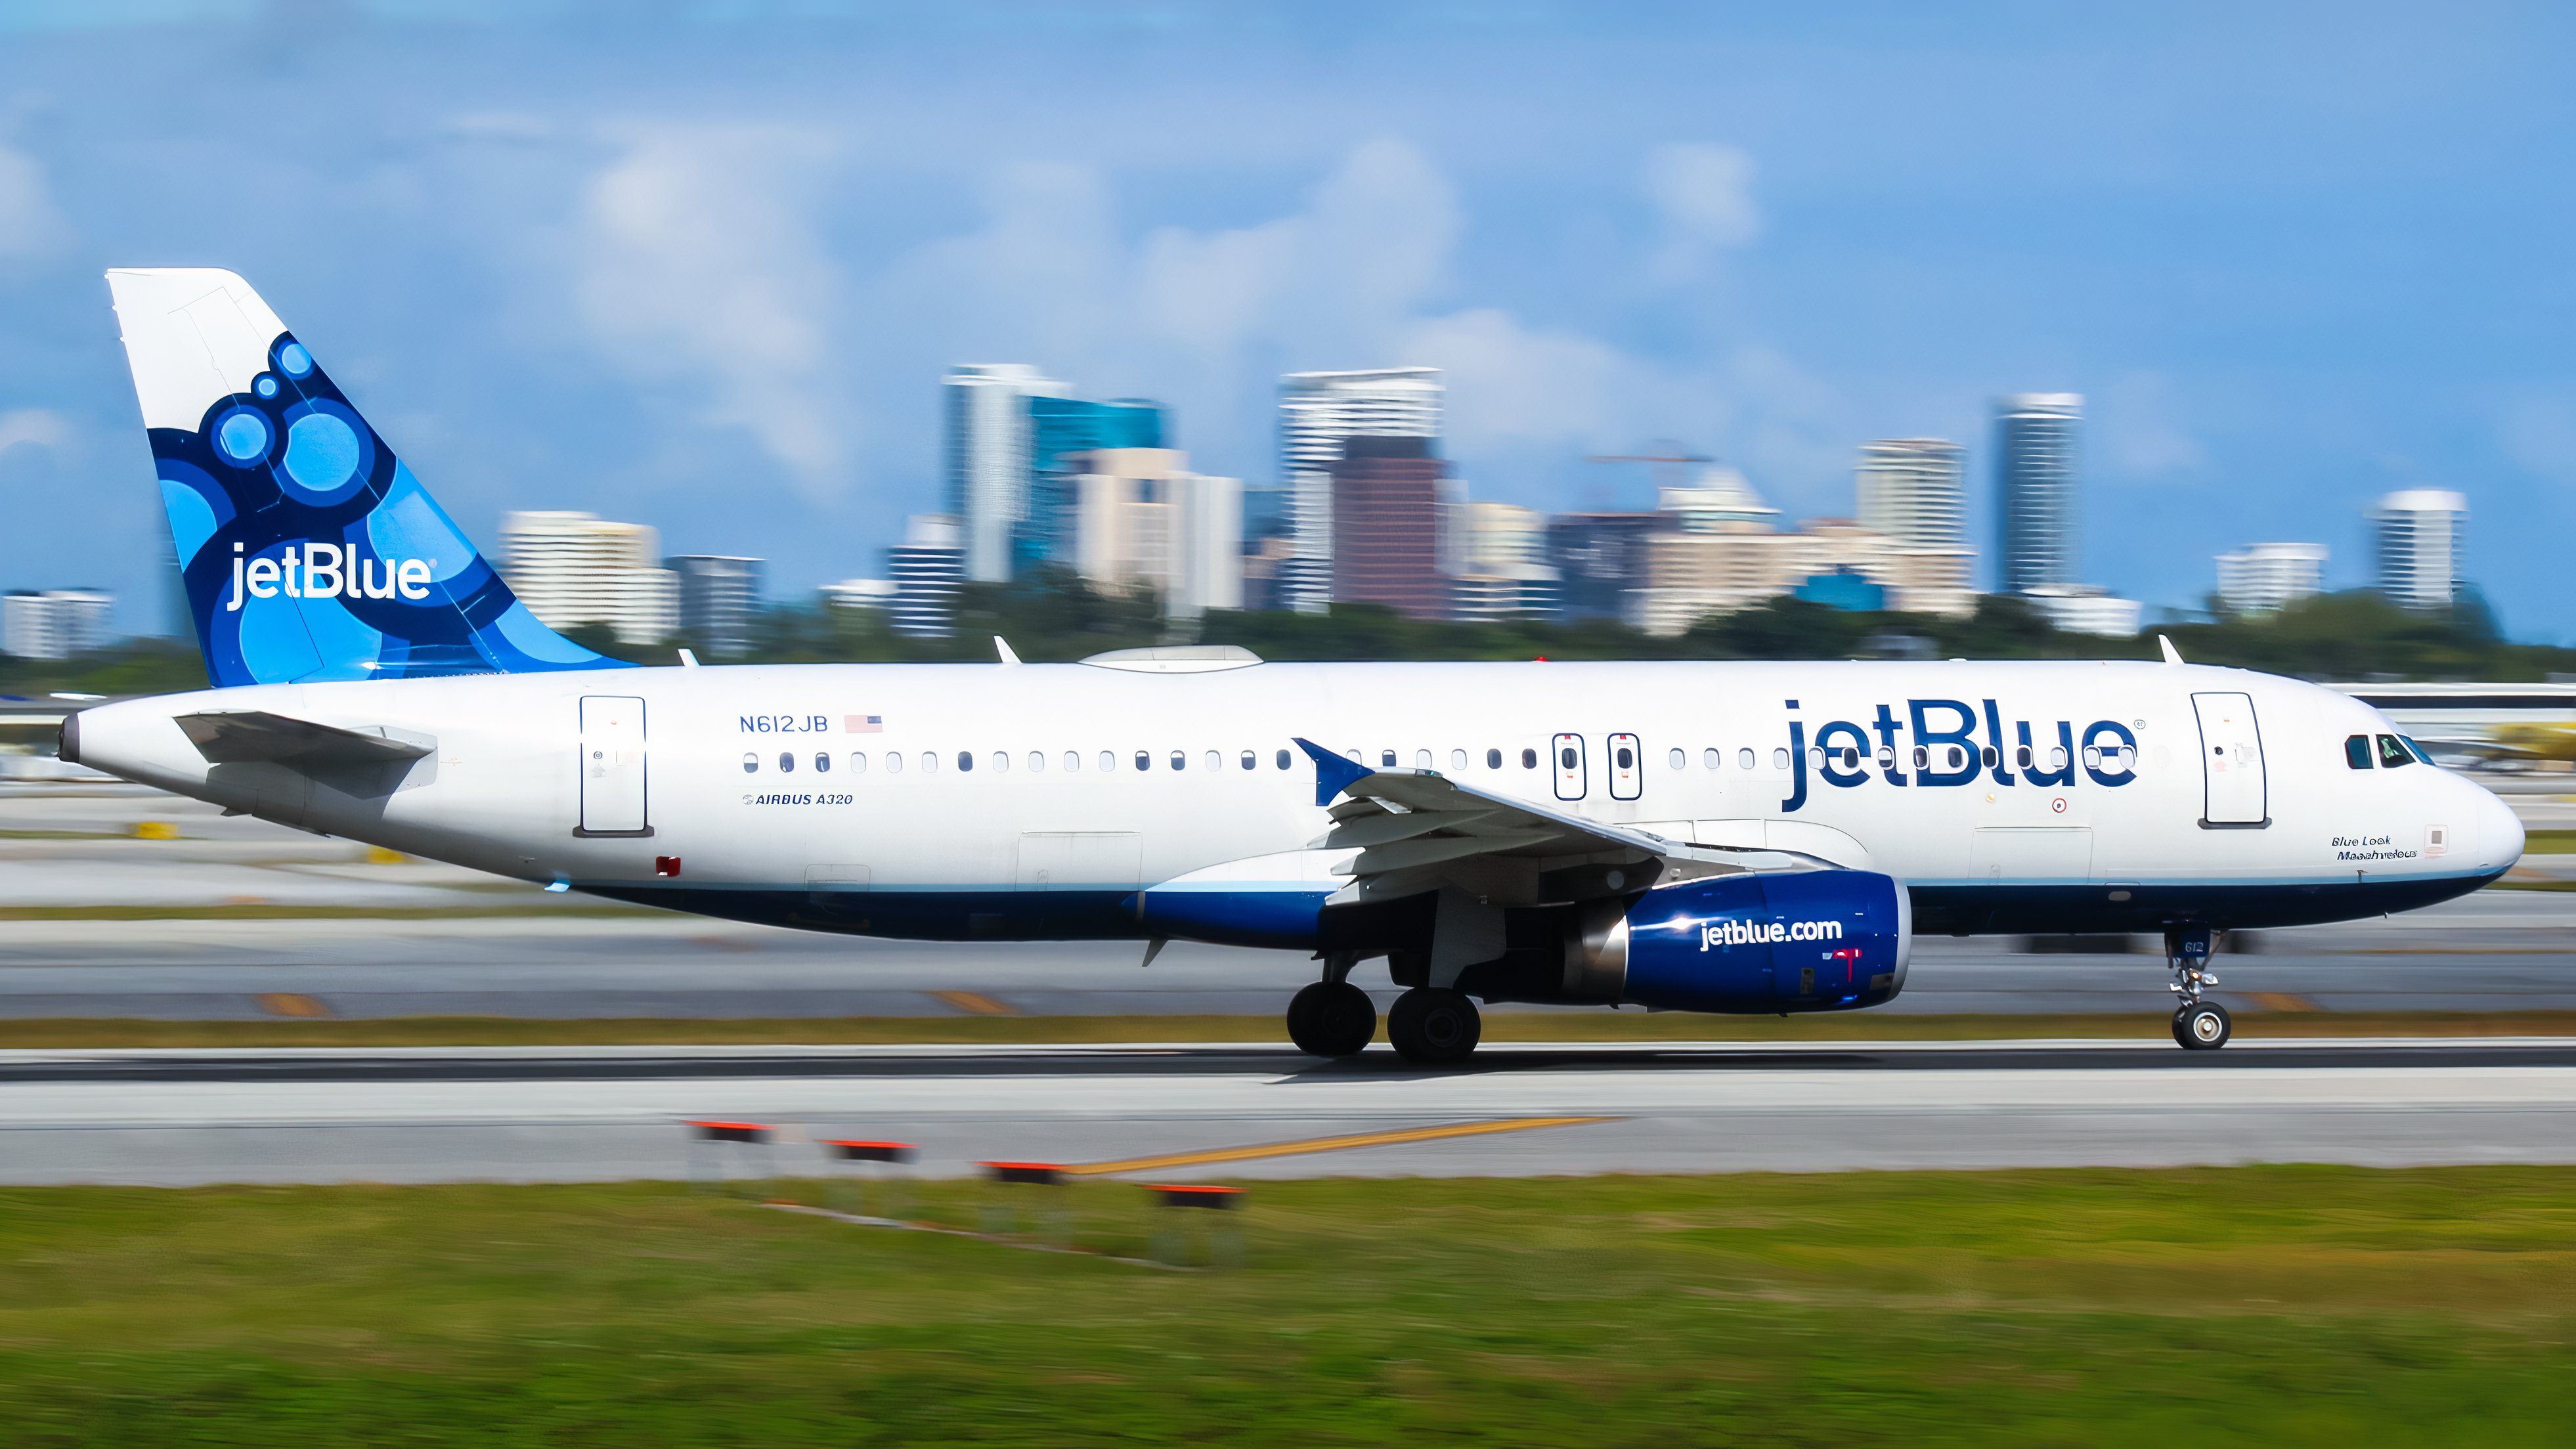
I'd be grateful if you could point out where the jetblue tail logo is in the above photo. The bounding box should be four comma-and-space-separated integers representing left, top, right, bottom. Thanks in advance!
108, 267, 626, 687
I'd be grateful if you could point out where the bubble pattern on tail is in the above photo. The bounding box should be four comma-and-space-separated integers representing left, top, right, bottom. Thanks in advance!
152, 328, 624, 687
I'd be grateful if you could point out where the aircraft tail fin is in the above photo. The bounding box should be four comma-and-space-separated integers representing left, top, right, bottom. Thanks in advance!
106, 267, 624, 687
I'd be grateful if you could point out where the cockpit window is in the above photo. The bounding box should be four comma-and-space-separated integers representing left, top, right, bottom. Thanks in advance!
2403, 735, 2435, 765
2344, 735, 2372, 770
2376, 734, 2414, 769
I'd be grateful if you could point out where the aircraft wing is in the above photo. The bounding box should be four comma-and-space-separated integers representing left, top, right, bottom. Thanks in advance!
1294, 737, 1791, 907
174, 710, 433, 768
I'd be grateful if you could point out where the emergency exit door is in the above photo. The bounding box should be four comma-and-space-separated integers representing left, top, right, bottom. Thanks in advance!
2191, 691, 2267, 828
579, 695, 650, 836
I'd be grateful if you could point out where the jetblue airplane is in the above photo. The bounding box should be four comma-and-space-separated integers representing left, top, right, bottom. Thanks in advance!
62, 269, 2524, 1060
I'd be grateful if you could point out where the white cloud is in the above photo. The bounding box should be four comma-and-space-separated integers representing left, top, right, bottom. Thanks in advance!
0, 143, 72, 261
1644, 142, 1759, 279
0, 408, 71, 457
573, 125, 849, 497
2095, 371, 2206, 478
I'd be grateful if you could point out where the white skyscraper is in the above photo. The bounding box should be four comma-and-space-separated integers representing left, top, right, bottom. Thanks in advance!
1069, 448, 1243, 620
499, 511, 680, 645
1996, 394, 2082, 593
2372, 490, 2467, 610
2216, 542, 2328, 616
1277, 367, 1442, 613
1856, 439, 1967, 550
1, 589, 114, 660
943, 363, 1064, 584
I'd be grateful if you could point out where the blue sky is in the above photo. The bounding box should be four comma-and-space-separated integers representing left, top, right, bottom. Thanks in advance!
3, 1, 2575, 636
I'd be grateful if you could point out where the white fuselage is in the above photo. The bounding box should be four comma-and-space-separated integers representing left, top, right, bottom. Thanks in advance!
68, 657, 2522, 945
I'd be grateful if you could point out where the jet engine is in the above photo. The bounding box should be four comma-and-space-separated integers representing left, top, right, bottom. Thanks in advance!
1523, 869, 1911, 1014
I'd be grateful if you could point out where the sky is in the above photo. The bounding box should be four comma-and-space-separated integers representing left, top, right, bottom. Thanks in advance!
3, 1, 2575, 638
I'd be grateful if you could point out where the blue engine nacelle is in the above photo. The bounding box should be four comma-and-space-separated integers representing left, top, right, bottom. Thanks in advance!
1564, 869, 1912, 1013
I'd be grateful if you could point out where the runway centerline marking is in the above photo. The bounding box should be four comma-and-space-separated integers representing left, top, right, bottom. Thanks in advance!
1066, 1115, 1619, 1177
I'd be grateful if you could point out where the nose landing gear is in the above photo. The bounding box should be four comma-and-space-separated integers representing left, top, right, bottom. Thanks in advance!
2166, 926, 2231, 1050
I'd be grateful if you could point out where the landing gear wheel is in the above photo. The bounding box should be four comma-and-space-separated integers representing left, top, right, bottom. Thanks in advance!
1286, 981, 1376, 1058
1386, 987, 1482, 1066
2173, 1001, 2232, 1050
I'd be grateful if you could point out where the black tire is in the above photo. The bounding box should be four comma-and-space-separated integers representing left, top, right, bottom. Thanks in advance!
2174, 1001, 2231, 1050
1386, 987, 1482, 1066
1287, 982, 1376, 1057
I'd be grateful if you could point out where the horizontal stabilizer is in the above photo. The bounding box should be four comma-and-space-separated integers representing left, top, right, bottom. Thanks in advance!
174, 710, 432, 768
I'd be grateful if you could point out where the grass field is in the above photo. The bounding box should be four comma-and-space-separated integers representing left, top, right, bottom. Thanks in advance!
3, 1008, 2574, 1050
4, 1169, 2575, 1446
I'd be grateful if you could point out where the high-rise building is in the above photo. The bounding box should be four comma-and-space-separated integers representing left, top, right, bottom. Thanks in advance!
2215, 542, 2328, 616
1067, 448, 1244, 620
499, 511, 678, 645
2022, 585, 2143, 638
887, 513, 965, 639
1857, 439, 1966, 550
1623, 477, 1975, 635
818, 578, 897, 612
942, 363, 1064, 584
665, 555, 765, 657
1546, 511, 1672, 620
1278, 368, 1442, 613
1330, 436, 1448, 620
1022, 397, 1164, 574
1659, 467, 1780, 532
1, 589, 114, 660
1449, 501, 1560, 621
2372, 490, 2467, 610
1994, 394, 2082, 593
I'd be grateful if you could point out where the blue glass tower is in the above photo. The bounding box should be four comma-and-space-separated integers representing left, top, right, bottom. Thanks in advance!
1016, 397, 1166, 573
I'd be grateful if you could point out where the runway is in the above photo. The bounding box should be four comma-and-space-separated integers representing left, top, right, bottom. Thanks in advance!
8, 1038, 2576, 1186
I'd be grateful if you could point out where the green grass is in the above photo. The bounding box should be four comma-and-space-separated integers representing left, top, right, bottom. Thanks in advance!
4, 1169, 2575, 1445
9, 1008, 2576, 1050
2520, 829, 2576, 854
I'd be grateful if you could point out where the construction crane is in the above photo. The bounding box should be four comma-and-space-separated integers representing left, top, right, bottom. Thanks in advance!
1584, 444, 1713, 498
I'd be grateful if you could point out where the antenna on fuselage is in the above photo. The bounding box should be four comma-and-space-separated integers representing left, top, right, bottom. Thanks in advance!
993, 636, 1021, 666
2158, 635, 2184, 665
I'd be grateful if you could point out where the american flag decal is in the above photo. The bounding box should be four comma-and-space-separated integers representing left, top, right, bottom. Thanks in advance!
846, 714, 883, 733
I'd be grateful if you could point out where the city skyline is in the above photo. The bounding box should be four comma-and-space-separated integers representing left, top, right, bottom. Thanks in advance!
0, 6, 2569, 636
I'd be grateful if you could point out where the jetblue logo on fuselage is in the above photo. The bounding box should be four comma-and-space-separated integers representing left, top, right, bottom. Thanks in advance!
1776, 697, 2140, 813
226, 541, 431, 611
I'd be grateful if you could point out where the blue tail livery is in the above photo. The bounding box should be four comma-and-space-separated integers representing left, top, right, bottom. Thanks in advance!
106, 267, 624, 687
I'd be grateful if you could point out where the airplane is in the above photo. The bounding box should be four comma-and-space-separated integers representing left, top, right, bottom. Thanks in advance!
61, 268, 2525, 1061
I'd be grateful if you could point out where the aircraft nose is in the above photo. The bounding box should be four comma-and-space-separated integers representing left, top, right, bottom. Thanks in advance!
2470, 778, 2523, 872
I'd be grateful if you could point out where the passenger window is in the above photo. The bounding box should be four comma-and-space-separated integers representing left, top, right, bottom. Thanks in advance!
1451, 748, 1468, 769
1416, 749, 1433, 768
1206, 750, 1222, 771
1135, 751, 1150, 771
2082, 746, 2100, 768
1948, 746, 1966, 769
815, 752, 831, 773
958, 751, 974, 773
921, 752, 939, 774
1702, 747, 1720, 769
1738, 748, 1756, 770
1029, 751, 1046, 773
1382, 749, 1397, 767
1772, 747, 1790, 770
2377, 734, 2413, 769
741, 752, 758, 773
1064, 750, 1081, 772
1911, 746, 1927, 770
1559, 745, 1578, 770
1980, 746, 1996, 768
1241, 750, 1255, 770
990, 751, 1009, 773
1840, 747, 1860, 769
850, 752, 868, 774
1614, 744, 1634, 770
1668, 747, 1685, 770
1099, 750, 1115, 772
1171, 750, 1187, 771
1487, 748, 1502, 769
2049, 746, 2068, 771
1276, 748, 1291, 769
886, 752, 905, 775
2016, 745, 2031, 769
1521, 748, 1538, 769
778, 752, 795, 773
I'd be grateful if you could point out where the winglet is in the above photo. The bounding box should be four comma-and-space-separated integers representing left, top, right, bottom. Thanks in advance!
1293, 737, 1370, 807
2158, 634, 2184, 665
994, 636, 1021, 666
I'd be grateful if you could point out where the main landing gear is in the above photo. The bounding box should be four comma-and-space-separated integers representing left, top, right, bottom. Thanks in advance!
1286, 965, 1376, 1058
1284, 958, 1485, 1066
2166, 926, 2231, 1050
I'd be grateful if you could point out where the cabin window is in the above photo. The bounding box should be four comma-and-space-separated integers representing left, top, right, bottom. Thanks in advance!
1029, 751, 1046, 773
2049, 746, 2068, 771
1135, 751, 1151, 771
1277, 748, 1292, 769
1206, 750, 1223, 771
1669, 747, 1686, 770
1382, 749, 1397, 767
2082, 746, 2101, 768
1560, 745, 1579, 770
2404, 736, 2434, 764
2377, 734, 2414, 769
1840, 747, 1860, 769
741, 752, 758, 774
1614, 744, 1635, 770
1171, 750, 1187, 771
990, 751, 1009, 773
1487, 748, 1503, 769
778, 752, 795, 773
1809, 746, 1826, 769
1911, 746, 1927, 770
815, 752, 831, 773
1241, 750, 1256, 770
1948, 746, 1966, 769
1451, 748, 1469, 769
1521, 748, 1539, 769
1980, 746, 1997, 768
885, 752, 905, 775
1772, 747, 1790, 770
1703, 747, 1720, 769
849, 752, 868, 774
1738, 747, 1756, 770
920, 752, 939, 774
957, 751, 974, 773
1416, 749, 1434, 768
2016, 745, 2032, 770
1065, 750, 1083, 772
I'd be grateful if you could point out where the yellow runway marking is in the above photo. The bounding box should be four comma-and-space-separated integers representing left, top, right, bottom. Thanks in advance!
2242, 991, 2321, 1012
255, 993, 334, 1019
929, 990, 1018, 1016
1068, 1116, 1618, 1177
